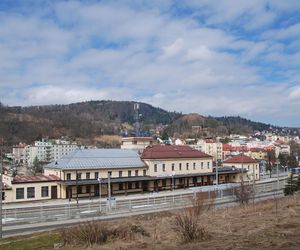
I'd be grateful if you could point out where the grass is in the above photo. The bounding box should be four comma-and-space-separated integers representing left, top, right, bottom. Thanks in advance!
0, 232, 62, 250
0, 194, 300, 250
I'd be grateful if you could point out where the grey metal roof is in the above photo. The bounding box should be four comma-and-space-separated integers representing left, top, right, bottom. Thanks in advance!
45, 148, 146, 170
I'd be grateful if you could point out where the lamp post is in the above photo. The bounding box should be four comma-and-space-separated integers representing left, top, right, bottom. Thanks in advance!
98, 177, 102, 213
108, 173, 111, 211
171, 171, 175, 191
276, 160, 280, 195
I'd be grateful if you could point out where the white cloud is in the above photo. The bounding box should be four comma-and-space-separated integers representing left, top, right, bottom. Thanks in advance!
0, 1, 300, 126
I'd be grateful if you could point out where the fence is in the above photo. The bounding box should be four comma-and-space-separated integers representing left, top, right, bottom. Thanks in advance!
2, 179, 286, 228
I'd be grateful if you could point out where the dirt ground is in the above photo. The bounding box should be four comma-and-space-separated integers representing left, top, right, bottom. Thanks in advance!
80, 194, 300, 250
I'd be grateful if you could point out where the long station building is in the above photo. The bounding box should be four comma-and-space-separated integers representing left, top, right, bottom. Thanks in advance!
3, 145, 247, 203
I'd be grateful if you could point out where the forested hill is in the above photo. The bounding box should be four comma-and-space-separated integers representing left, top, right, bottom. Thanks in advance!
0, 100, 180, 145
0, 100, 279, 146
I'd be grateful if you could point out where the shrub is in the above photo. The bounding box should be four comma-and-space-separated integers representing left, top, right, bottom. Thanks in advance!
234, 181, 254, 205
172, 191, 213, 242
284, 174, 298, 196
61, 221, 110, 246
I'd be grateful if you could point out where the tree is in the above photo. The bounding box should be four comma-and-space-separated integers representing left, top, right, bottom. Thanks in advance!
284, 174, 298, 196
32, 156, 43, 175
162, 130, 169, 141
266, 150, 276, 177
278, 153, 287, 167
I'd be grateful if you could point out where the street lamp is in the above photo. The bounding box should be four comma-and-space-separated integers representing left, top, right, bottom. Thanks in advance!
171, 171, 175, 191
97, 177, 102, 213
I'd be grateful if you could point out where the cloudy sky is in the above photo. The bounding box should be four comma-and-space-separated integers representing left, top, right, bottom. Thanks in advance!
1, 0, 300, 126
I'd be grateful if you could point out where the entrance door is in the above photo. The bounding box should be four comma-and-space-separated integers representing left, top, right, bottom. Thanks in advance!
142, 181, 148, 192
66, 186, 72, 199
51, 186, 57, 199
94, 184, 99, 196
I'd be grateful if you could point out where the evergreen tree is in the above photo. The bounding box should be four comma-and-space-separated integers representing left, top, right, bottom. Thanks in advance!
32, 156, 43, 175
284, 174, 298, 196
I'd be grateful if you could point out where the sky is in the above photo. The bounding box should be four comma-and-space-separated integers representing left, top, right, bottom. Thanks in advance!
1, 0, 300, 127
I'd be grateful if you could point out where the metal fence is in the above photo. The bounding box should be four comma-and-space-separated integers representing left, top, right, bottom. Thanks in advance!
2, 179, 286, 228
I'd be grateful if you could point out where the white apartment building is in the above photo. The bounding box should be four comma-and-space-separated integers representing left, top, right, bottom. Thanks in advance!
191, 139, 222, 161
24, 139, 78, 166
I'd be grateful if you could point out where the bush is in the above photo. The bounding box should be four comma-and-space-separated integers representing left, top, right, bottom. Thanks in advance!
234, 181, 254, 205
284, 174, 298, 196
61, 220, 149, 246
172, 191, 213, 242
61, 221, 110, 246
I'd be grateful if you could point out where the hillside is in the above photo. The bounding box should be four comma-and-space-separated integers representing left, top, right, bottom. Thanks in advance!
0, 101, 180, 146
164, 114, 273, 139
0, 100, 279, 146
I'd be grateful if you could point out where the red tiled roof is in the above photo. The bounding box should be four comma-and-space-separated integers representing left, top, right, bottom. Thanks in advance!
222, 144, 232, 151
141, 145, 212, 159
223, 154, 258, 164
12, 175, 60, 184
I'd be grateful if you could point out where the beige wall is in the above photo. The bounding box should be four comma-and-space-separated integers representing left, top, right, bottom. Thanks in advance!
45, 167, 148, 180
223, 162, 260, 181
143, 157, 213, 177
3, 181, 60, 203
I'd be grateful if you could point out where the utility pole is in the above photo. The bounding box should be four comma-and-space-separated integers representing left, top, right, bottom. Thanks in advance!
108, 173, 111, 211
98, 177, 102, 213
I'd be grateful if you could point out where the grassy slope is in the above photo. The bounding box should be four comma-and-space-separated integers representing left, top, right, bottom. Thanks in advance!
1, 194, 300, 250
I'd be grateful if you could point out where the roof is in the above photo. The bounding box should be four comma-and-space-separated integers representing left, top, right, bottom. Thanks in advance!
141, 144, 212, 159
45, 148, 146, 170
12, 175, 60, 184
223, 154, 258, 164
122, 137, 154, 142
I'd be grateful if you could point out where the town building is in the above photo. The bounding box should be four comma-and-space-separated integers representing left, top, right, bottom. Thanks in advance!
12, 143, 27, 164
120, 137, 154, 151
223, 154, 260, 181
23, 138, 78, 166
190, 139, 223, 162
3, 146, 245, 203
2, 174, 60, 203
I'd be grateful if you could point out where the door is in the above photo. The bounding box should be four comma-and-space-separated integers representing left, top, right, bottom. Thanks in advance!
51, 186, 57, 199
94, 184, 99, 196
142, 181, 148, 192
66, 186, 72, 199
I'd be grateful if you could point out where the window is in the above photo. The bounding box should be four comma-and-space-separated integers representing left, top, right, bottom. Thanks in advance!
76, 173, 82, 180
233, 175, 235, 179
108, 171, 112, 177
27, 187, 35, 198
128, 170, 131, 177
135, 181, 140, 189
207, 162, 210, 169
86, 185, 91, 193
41, 186, 49, 197
133, 141, 137, 145
172, 163, 175, 171
135, 170, 138, 176
162, 179, 166, 187
256, 165, 258, 170
128, 182, 132, 189
179, 163, 182, 171
66, 173, 71, 180
77, 186, 82, 194
119, 171, 122, 177
95, 172, 99, 179
201, 162, 204, 169
193, 162, 196, 170
186, 163, 189, 170
163, 164, 166, 172
86, 172, 90, 179
119, 183, 123, 190
2, 192, 5, 200
143, 170, 146, 176
154, 164, 157, 172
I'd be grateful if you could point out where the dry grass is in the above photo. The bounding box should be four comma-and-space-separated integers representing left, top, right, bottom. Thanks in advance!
91, 194, 300, 250
2, 194, 300, 250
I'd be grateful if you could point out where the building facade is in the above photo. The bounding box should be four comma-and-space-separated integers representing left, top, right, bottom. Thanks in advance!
223, 154, 260, 181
